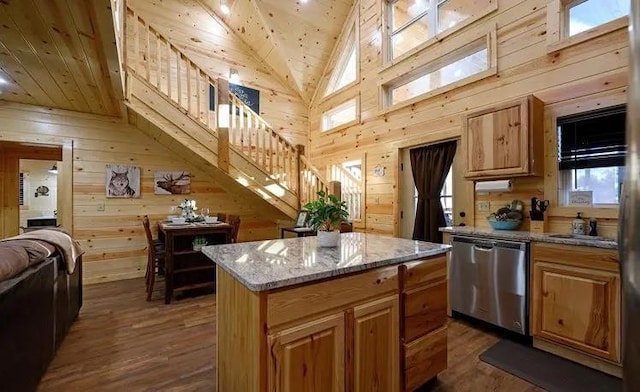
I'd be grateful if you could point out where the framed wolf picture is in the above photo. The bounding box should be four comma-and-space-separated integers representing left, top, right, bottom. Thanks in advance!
106, 164, 141, 198
154, 171, 191, 195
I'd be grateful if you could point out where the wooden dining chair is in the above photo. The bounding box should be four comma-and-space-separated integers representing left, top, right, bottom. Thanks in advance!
143, 215, 165, 301
227, 214, 241, 243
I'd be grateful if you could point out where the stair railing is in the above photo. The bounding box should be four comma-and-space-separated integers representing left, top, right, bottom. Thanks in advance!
299, 155, 331, 207
228, 94, 299, 193
330, 164, 363, 220
126, 8, 218, 131
124, 5, 333, 211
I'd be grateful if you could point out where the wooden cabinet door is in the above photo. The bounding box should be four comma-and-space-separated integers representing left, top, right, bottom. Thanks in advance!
462, 96, 542, 179
268, 313, 345, 392
532, 261, 620, 362
466, 103, 527, 176
353, 295, 400, 392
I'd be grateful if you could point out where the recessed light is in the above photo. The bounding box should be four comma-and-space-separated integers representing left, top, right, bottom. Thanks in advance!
0, 77, 7, 84
220, 3, 230, 15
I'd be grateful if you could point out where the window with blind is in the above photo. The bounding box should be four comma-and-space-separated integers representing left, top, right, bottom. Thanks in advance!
557, 105, 626, 205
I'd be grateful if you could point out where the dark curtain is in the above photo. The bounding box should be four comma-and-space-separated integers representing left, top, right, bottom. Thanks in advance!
410, 140, 457, 243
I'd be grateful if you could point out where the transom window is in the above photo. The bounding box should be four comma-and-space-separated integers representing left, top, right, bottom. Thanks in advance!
557, 105, 626, 206
388, 0, 491, 59
565, 0, 630, 37
322, 98, 358, 132
386, 36, 490, 107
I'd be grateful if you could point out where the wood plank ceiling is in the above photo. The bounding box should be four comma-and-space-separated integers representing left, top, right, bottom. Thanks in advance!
199, 0, 354, 103
0, 0, 122, 116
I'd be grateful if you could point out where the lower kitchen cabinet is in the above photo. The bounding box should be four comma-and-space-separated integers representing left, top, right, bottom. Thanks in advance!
268, 296, 400, 392
220, 255, 448, 391
353, 295, 400, 392
268, 313, 345, 392
531, 242, 621, 370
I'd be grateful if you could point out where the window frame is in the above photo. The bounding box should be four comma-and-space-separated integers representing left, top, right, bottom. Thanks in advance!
318, 6, 360, 103
380, 30, 497, 113
321, 96, 360, 133
546, 0, 629, 53
382, 0, 498, 68
543, 91, 626, 220
324, 24, 358, 98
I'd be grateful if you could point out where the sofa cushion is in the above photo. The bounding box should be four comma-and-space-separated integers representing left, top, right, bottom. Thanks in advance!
0, 240, 55, 282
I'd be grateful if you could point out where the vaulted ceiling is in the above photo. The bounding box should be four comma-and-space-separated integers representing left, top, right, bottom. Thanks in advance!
198, 0, 355, 103
0, 0, 123, 116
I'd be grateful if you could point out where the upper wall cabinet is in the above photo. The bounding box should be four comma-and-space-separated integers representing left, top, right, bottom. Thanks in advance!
463, 95, 543, 180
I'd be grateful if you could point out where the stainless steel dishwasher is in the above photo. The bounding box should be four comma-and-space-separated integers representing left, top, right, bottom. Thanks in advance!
450, 235, 529, 335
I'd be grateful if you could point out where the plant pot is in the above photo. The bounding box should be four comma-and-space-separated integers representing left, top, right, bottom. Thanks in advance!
317, 230, 340, 247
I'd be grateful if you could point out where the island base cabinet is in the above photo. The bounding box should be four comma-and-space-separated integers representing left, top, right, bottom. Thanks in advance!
268, 313, 345, 392
353, 295, 400, 392
268, 295, 400, 392
403, 327, 447, 392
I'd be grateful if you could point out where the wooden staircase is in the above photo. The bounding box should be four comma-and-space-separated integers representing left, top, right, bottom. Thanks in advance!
120, 6, 330, 219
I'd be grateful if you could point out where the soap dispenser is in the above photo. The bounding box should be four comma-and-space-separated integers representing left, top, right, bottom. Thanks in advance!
572, 212, 586, 235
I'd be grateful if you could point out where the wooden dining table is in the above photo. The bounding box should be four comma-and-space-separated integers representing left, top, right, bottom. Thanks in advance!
158, 221, 233, 304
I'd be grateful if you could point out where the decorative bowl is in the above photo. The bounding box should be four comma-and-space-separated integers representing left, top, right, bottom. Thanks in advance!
171, 217, 186, 224
204, 216, 218, 224
487, 218, 522, 230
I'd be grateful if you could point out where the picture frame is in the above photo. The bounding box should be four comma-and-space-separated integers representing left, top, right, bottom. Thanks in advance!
295, 210, 309, 227
154, 171, 191, 195
105, 164, 141, 198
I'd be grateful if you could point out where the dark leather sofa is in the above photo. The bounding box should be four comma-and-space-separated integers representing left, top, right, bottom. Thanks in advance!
0, 254, 82, 392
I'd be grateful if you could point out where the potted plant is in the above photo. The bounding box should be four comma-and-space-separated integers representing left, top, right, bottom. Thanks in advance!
303, 191, 349, 247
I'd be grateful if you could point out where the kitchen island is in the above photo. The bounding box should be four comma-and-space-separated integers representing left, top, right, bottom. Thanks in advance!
202, 232, 451, 392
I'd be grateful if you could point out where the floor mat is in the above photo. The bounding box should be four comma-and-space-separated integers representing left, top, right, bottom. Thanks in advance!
479, 339, 622, 392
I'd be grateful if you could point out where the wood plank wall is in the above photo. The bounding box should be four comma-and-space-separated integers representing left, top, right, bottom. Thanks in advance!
128, 0, 309, 147
308, 0, 628, 238
0, 102, 289, 284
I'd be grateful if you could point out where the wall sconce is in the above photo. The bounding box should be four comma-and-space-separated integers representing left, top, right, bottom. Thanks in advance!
218, 104, 230, 128
48, 164, 58, 174
229, 69, 239, 84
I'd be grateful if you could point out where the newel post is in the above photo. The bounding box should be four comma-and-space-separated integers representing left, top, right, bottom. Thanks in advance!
217, 78, 230, 173
295, 144, 304, 209
329, 181, 342, 201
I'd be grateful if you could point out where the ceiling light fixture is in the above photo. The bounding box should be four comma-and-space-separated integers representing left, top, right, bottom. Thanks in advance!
300, 0, 308, 3
48, 164, 58, 174
229, 69, 240, 84
220, 3, 230, 15
0, 76, 7, 84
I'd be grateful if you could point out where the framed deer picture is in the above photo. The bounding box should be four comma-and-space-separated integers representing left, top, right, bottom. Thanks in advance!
106, 164, 141, 198
154, 171, 191, 195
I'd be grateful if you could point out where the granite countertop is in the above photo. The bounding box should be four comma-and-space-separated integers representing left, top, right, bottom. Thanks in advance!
202, 232, 450, 292
439, 226, 618, 250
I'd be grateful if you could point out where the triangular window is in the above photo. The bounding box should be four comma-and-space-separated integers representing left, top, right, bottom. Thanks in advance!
324, 24, 357, 96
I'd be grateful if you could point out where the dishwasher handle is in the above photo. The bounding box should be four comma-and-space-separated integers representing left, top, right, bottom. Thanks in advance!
473, 243, 494, 251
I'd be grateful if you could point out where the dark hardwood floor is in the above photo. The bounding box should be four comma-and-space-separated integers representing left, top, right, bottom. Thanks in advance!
39, 278, 542, 391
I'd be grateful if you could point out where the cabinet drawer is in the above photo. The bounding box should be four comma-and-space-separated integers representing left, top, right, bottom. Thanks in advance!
404, 327, 447, 392
267, 266, 398, 328
403, 280, 447, 342
403, 256, 446, 290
